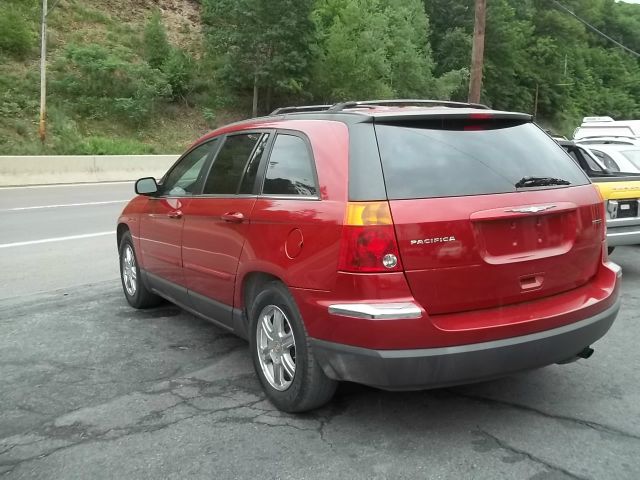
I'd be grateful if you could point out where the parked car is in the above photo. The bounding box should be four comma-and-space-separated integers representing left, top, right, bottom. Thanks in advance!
573, 116, 640, 141
558, 140, 640, 253
117, 100, 621, 412
575, 142, 640, 174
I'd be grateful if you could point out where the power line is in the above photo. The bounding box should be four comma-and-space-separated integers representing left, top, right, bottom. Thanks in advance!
549, 0, 640, 58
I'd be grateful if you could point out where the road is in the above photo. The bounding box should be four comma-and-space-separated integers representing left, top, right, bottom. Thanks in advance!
0, 182, 134, 298
0, 183, 639, 479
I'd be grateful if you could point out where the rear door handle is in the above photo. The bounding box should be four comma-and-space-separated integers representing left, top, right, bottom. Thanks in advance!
221, 212, 245, 223
167, 210, 183, 219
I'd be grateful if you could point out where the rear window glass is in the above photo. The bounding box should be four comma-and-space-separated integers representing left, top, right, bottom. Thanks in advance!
375, 121, 589, 199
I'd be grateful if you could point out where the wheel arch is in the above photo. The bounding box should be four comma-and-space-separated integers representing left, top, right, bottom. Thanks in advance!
116, 223, 130, 249
241, 271, 283, 318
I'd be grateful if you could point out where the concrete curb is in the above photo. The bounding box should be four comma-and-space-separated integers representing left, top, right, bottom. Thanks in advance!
0, 155, 179, 186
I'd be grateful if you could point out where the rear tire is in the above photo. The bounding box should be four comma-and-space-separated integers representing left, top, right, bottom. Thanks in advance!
249, 281, 337, 412
119, 231, 162, 309
608, 246, 615, 255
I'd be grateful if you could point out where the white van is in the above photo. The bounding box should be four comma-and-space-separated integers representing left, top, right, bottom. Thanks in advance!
573, 116, 640, 141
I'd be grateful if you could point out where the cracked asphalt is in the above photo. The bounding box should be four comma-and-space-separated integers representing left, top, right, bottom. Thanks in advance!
1, 242, 640, 478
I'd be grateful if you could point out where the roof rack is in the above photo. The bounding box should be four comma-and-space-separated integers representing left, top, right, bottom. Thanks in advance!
327, 99, 490, 111
270, 104, 332, 115
269, 99, 490, 116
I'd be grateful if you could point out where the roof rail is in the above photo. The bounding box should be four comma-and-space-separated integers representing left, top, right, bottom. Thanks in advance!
327, 99, 490, 111
270, 104, 332, 115
270, 99, 491, 116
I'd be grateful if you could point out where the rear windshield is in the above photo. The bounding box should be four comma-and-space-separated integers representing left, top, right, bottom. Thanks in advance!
375, 121, 589, 199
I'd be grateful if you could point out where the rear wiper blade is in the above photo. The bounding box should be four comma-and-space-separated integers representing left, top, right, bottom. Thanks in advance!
515, 176, 571, 188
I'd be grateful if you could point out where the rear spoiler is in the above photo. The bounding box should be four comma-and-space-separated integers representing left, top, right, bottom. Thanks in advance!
368, 110, 532, 124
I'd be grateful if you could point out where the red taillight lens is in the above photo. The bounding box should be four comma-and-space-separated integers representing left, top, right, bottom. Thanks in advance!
338, 202, 403, 273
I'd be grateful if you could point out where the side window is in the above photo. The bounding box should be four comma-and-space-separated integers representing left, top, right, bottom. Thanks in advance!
239, 134, 270, 194
578, 148, 605, 172
591, 150, 620, 172
262, 134, 317, 196
161, 142, 215, 196
203, 133, 260, 195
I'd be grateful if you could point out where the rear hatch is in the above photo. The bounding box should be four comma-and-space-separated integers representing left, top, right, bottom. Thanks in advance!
374, 115, 604, 315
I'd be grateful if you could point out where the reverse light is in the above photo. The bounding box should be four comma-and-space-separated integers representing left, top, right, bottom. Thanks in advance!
338, 202, 403, 273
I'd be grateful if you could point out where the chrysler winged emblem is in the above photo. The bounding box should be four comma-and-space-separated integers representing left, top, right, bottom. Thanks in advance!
505, 205, 556, 214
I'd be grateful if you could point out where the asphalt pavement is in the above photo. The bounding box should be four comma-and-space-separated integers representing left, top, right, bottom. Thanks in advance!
0, 183, 639, 479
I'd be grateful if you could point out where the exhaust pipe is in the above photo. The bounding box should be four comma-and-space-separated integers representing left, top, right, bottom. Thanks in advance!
557, 346, 594, 364
577, 346, 594, 359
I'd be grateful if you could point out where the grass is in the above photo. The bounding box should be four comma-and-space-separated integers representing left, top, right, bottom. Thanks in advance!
0, 0, 244, 156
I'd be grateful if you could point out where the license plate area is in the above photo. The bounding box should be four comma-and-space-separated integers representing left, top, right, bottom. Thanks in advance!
617, 200, 639, 218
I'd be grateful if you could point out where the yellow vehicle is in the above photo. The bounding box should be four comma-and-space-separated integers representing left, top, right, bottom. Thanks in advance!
560, 141, 640, 252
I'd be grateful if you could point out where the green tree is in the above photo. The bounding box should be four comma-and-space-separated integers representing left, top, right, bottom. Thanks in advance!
203, 0, 315, 115
311, 0, 466, 102
311, 0, 392, 101
482, 0, 535, 112
143, 10, 171, 70
384, 0, 434, 97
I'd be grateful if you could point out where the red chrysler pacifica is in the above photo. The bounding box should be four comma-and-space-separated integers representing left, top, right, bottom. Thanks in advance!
117, 100, 621, 412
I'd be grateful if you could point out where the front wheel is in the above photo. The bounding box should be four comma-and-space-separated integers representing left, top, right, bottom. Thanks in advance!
119, 231, 162, 309
249, 281, 337, 412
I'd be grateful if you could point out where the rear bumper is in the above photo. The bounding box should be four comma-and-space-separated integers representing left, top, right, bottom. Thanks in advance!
311, 298, 620, 390
607, 217, 640, 246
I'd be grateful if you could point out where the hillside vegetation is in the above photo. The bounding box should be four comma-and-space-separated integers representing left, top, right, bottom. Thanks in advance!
1, 0, 640, 155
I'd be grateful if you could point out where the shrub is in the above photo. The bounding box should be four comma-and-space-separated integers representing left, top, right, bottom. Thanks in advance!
163, 49, 195, 100
144, 10, 171, 70
51, 43, 172, 124
80, 136, 156, 155
0, 10, 36, 59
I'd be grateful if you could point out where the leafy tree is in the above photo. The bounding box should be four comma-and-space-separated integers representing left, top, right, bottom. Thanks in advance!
311, 0, 466, 102
162, 49, 195, 101
482, 0, 535, 112
384, 0, 434, 97
311, 0, 393, 101
202, 0, 315, 115
143, 10, 171, 70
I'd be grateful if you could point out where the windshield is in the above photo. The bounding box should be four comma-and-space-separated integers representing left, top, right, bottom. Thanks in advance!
621, 150, 640, 170
375, 121, 589, 199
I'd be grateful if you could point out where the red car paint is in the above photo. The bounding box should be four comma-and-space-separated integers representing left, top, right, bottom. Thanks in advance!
118, 106, 620, 355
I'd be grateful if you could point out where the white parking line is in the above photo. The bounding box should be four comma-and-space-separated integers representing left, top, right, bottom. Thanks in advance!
0, 232, 113, 249
2, 200, 129, 211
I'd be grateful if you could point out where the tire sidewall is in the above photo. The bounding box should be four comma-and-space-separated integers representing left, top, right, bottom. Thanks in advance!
119, 232, 142, 307
249, 283, 310, 410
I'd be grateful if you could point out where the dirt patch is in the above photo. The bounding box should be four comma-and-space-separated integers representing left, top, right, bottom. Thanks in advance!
87, 0, 202, 49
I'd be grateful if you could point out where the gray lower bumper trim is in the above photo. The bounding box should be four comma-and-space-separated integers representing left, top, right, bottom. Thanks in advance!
607, 228, 640, 246
311, 299, 620, 390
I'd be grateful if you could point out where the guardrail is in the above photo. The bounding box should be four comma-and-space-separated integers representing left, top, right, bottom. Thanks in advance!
0, 155, 180, 186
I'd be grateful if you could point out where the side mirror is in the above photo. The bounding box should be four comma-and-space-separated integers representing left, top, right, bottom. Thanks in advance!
135, 177, 159, 195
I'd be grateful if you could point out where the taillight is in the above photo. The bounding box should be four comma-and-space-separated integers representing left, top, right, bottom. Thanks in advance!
338, 202, 403, 273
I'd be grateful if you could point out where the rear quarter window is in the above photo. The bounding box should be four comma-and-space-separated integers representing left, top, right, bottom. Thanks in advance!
262, 134, 318, 196
375, 121, 589, 200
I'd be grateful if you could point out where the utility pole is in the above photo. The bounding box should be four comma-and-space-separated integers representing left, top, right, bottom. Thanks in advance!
39, 0, 48, 143
468, 0, 486, 104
